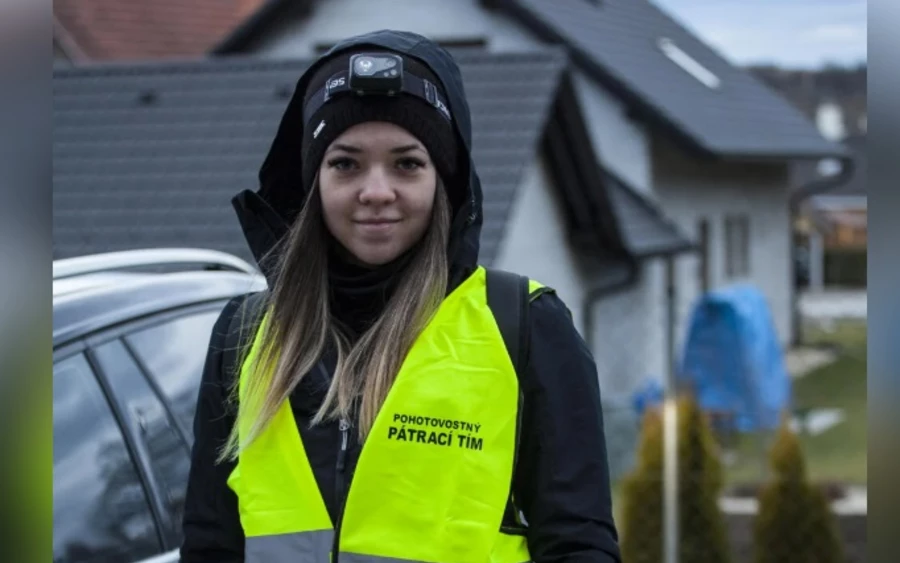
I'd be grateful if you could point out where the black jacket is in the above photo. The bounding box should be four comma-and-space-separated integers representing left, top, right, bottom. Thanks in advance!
181, 30, 621, 563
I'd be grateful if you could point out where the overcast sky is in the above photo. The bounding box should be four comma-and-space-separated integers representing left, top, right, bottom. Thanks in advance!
652, 0, 867, 68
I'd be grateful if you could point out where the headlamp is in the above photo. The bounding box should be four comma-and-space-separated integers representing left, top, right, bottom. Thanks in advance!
303, 52, 452, 126
348, 53, 404, 95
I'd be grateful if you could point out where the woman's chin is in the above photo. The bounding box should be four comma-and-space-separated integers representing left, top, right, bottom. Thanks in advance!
346, 242, 406, 267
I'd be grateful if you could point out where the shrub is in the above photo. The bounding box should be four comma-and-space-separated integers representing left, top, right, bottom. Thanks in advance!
753, 420, 844, 563
620, 408, 664, 563
620, 394, 731, 563
676, 394, 731, 563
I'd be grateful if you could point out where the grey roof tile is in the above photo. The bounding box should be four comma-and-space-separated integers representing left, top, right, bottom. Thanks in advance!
603, 169, 694, 257
509, 0, 846, 159
53, 51, 567, 264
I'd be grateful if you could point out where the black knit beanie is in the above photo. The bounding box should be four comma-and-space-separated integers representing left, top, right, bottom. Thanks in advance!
300, 49, 461, 196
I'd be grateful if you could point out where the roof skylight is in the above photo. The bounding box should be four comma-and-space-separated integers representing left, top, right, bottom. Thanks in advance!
658, 37, 721, 89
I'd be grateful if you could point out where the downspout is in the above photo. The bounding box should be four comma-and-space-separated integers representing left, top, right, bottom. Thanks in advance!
582, 256, 639, 353
788, 154, 855, 345
789, 155, 856, 209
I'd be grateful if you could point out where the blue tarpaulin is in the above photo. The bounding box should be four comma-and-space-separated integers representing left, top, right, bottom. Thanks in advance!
678, 284, 791, 432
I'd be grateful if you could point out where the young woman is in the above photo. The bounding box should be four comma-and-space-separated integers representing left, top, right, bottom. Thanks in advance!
181, 30, 621, 563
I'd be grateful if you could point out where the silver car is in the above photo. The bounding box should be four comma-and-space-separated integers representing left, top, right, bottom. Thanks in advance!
53, 249, 265, 563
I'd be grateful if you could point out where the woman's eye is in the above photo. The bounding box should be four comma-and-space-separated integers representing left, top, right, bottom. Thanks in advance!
396, 158, 425, 171
327, 157, 357, 172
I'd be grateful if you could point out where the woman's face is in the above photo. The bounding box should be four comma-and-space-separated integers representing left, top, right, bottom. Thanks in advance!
319, 121, 437, 267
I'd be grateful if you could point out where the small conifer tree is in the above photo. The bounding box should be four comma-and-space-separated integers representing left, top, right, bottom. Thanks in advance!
620, 408, 664, 563
676, 394, 731, 563
753, 420, 844, 563
620, 394, 731, 563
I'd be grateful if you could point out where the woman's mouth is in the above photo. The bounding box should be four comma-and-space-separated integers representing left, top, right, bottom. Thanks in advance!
354, 218, 401, 236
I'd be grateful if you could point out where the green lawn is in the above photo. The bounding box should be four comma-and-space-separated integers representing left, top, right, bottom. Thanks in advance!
803, 319, 868, 352
790, 320, 867, 484
724, 320, 867, 486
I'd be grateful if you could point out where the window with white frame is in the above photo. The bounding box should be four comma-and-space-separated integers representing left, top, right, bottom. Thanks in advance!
724, 214, 750, 278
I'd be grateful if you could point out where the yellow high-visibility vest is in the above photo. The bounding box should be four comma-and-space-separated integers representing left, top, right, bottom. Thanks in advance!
227, 266, 543, 563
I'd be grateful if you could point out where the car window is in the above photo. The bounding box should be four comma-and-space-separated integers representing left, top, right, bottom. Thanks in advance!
53, 353, 161, 563
92, 339, 191, 547
125, 309, 223, 442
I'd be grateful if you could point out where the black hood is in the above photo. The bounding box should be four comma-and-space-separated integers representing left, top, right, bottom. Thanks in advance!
232, 30, 483, 292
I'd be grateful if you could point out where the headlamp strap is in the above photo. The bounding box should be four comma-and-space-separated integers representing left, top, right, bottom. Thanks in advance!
303, 70, 452, 125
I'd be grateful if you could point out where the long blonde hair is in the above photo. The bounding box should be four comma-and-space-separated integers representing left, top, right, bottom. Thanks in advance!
218, 179, 452, 462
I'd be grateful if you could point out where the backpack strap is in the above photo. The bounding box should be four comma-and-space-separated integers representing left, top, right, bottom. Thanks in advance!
485, 268, 531, 375
485, 268, 538, 533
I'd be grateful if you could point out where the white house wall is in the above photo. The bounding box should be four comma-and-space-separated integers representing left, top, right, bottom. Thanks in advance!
492, 157, 665, 400
651, 138, 794, 352
572, 72, 653, 196
493, 157, 587, 334
252, 0, 542, 58
586, 262, 666, 399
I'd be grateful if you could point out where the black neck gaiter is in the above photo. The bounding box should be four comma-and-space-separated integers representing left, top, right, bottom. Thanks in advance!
326, 240, 416, 340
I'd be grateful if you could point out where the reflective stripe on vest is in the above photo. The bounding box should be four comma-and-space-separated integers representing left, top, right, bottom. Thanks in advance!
228, 266, 538, 563
246, 530, 333, 562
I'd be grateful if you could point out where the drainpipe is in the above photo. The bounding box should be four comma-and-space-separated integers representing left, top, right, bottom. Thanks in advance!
789, 155, 855, 345
582, 253, 680, 563
789, 155, 855, 209
581, 257, 639, 358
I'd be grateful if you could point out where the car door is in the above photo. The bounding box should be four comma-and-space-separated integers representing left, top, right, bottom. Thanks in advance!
91, 302, 228, 551
89, 338, 191, 552
123, 306, 225, 447
54, 299, 230, 562
53, 349, 163, 563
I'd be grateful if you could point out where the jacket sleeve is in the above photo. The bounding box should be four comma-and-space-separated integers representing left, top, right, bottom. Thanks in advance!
515, 291, 622, 563
180, 296, 247, 562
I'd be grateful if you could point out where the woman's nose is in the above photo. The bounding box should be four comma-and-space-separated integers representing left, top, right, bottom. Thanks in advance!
358, 168, 397, 204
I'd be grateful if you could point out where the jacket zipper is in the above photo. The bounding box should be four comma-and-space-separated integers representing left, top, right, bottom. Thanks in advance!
333, 418, 351, 562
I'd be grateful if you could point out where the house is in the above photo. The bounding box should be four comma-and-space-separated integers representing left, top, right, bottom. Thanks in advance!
208, 0, 845, 388
53, 0, 846, 403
